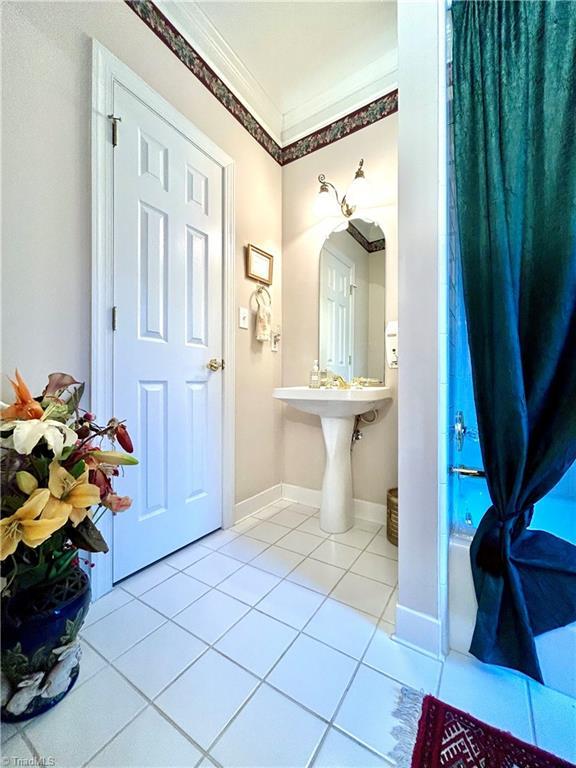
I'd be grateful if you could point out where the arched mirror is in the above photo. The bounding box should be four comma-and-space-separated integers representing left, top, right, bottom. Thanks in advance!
319, 217, 386, 382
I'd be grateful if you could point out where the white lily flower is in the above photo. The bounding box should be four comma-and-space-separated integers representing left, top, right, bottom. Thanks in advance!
1, 419, 77, 458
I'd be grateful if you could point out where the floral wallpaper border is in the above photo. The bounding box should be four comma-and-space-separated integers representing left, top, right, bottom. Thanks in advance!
125, 0, 283, 163
347, 222, 386, 253
282, 91, 398, 166
125, 0, 398, 166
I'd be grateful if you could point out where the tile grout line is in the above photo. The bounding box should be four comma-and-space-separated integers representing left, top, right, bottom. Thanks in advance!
19, 728, 41, 763
526, 678, 537, 746
232, 527, 398, 763
75, 570, 350, 764
86, 503, 395, 765
89, 503, 392, 631
314, 592, 400, 762
19, 500, 396, 766
75, 619, 233, 766
79, 501, 396, 672
14, 500, 566, 764
81, 623, 241, 767
306, 585, 400, 767
204, 538, 396, 764
245, 521, 396, 587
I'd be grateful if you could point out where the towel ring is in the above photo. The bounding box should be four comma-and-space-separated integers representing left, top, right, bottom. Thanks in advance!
252, 284, 271, 307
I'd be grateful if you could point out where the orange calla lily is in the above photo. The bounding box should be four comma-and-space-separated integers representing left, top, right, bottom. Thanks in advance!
42, 461, 101, 527
0, 489, 65, 560
0, 370, 44, 421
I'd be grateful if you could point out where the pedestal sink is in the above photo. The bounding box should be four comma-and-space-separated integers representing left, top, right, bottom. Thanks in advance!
273, 386, 392, 533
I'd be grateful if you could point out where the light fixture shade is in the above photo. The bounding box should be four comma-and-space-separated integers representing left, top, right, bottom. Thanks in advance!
345, 174, 370, 208
314, 188, 340, 218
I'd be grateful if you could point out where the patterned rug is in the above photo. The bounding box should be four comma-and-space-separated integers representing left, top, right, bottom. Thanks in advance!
408, 694, 573, 768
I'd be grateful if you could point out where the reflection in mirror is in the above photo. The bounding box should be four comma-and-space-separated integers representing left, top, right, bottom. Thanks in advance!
319, 218, 386, 382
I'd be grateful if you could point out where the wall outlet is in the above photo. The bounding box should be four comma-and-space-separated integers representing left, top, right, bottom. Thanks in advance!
239, 307, 249, 330
271, 325, 281, 352
386, 320, 399, 368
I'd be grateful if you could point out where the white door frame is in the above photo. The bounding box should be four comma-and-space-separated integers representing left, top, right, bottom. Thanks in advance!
90, 41, 235, 599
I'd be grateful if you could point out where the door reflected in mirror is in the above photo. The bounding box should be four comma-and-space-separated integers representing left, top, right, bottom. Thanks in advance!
319, 218, 386, 382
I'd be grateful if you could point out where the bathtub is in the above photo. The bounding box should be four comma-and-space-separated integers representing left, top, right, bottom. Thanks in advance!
449, 495, 576, 699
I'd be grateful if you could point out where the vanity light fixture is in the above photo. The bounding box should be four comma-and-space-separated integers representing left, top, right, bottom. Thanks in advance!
314, 159, 371, 218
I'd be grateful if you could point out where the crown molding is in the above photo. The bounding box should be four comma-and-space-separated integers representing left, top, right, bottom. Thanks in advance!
155, 0, 283, 144
154, 0, 396, 149
282, 51, 398, 145
126, 1, 398, 165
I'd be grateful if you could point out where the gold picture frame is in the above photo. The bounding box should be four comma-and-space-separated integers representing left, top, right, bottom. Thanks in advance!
246, 244, 274, 286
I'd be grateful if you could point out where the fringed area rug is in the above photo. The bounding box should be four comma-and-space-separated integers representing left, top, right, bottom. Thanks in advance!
389, 688, 574, 768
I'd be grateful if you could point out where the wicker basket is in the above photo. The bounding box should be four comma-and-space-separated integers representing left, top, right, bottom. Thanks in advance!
386, 488, 398, 547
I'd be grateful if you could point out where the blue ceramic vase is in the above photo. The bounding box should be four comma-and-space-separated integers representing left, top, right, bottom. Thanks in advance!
1, 567, 91, 722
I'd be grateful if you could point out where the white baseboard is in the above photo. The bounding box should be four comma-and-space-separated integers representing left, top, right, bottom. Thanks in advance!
353, 497, 387, 524
234, 483, 282, 522
281, 483, 322, 508
234, 482, 387, 527
395, 603, 444, 658
281, 483, 386, 524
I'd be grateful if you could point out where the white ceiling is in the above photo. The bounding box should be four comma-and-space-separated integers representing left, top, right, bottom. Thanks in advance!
196, 2, 396, 114
159, 1, 398, 145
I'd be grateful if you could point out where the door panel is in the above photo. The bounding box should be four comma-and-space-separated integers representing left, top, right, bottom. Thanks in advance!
139, 202, 168, 341
319, 245, 354, 380
112, 83, 223, 580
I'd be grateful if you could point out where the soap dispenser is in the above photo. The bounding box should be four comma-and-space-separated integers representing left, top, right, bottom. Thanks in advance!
309, 360, 320, 389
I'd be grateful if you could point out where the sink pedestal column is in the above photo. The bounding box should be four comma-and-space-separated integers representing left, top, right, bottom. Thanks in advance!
320, 416, 355, 533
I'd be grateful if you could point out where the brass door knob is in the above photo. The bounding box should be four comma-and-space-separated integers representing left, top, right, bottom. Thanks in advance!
207, 358, 225, 372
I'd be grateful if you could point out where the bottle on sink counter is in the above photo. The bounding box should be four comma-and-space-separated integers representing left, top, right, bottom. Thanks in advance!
309, 360, 320, 389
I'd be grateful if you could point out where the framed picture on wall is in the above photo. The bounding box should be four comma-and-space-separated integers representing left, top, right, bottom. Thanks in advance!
246, 244, 274, 285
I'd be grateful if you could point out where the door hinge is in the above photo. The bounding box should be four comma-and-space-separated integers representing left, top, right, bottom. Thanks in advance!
107, 114, 122, 147
112, 306, 118, 331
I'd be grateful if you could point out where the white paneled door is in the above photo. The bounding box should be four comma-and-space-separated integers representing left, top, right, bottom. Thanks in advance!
319, 245, 354, 381
112, 83, 224, 580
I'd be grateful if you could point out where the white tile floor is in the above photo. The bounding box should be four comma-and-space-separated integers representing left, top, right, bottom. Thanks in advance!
2, 499, 575, 767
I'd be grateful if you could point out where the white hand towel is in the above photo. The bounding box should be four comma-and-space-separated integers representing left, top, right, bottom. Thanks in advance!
256, 295, 272, 342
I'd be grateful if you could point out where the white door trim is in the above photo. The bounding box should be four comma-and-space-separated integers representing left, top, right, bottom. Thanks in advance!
91, 41, 235, 599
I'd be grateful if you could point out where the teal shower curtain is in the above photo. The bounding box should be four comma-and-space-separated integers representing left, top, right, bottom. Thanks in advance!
452, 0, 576, 681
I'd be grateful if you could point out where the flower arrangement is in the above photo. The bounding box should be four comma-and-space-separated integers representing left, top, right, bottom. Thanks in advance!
0, 371, 137, 595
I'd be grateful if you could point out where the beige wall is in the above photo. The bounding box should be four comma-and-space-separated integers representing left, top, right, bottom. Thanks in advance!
1, 1, 398, 510
282, 117, 398, 504
0, 1, 283, 505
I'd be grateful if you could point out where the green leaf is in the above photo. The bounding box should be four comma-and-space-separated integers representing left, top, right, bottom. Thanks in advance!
69, 460, 86, 479
66, 518, 109, 553
60, 606, 87, 645
1, 495, 25, 514
30, 455, 50, 482
1, 643, 30, 680
40, 401, 70, 422
66, 382, 85, 416
30, 645, 53, 673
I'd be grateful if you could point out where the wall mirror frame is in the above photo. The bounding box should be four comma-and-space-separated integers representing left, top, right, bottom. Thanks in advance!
318, 217, 386, 383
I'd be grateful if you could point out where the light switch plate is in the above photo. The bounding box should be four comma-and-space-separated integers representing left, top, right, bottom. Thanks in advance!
239, 307, 249, 330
